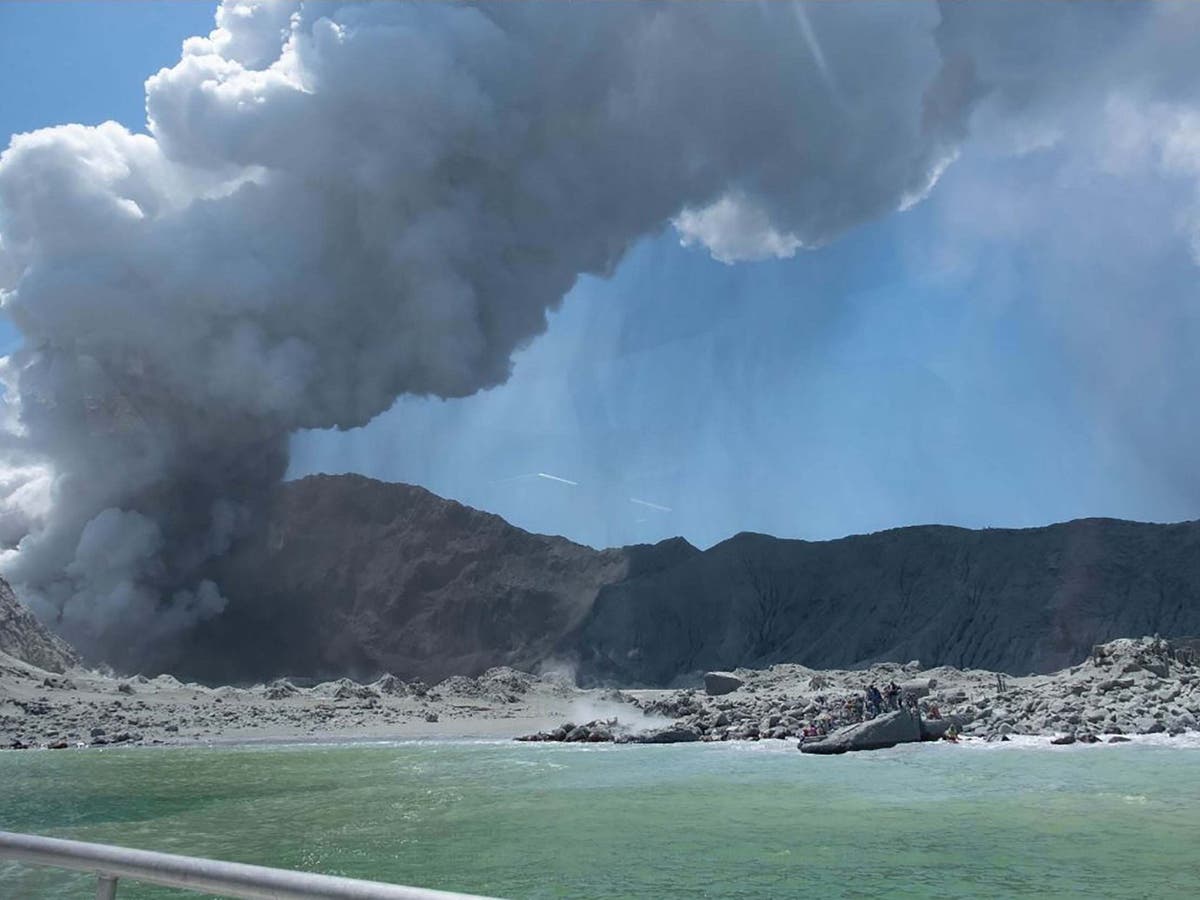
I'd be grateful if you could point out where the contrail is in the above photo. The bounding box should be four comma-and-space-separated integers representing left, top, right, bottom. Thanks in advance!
630, 497, 672, 513
492, 472, 580, 487
537, 473, 579, 487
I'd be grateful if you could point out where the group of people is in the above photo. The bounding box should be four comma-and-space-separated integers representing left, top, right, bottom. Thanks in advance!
795, 682, 963, 745
793, 680, 959, 745
862, 681, 913, 718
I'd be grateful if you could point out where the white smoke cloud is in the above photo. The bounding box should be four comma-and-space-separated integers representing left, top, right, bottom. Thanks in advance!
0, 0, 989, 666
675, 194, 806, 264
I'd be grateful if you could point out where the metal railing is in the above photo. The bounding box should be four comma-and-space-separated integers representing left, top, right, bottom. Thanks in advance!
0, 830, 500, 900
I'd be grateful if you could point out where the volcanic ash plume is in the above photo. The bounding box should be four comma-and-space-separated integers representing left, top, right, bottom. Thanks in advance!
0, 1, 972, 666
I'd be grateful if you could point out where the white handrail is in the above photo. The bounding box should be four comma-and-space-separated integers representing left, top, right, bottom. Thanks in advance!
0, 830, 500, 900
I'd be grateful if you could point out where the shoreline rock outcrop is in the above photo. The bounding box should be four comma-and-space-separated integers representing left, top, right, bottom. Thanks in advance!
516, 636, 1200, 751
704, 672, 744, 696
799, 709, 923, 754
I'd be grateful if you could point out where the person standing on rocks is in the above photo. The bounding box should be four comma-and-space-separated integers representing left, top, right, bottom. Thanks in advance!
865, 684, 884, 719
886, 681, 901, 711
846, 696, 862, 724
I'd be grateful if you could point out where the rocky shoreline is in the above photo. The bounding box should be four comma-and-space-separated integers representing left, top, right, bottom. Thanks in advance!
3, 636, 1198, 752
516, 636, 1200, 750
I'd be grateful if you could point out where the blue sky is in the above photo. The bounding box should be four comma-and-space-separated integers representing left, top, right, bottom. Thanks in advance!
290, 153, 1192, 549
2, 1, 1196, 551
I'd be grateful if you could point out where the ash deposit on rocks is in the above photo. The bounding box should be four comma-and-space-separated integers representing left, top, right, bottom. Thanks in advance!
0, 659, 576, 751
516, 636, 1200, 749
3, 636, 1199, 753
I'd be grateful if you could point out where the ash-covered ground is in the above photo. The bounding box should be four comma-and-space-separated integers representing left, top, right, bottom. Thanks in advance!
3, 637, 1197, 751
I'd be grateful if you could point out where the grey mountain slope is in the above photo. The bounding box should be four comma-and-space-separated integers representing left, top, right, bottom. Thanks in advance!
570, 518, 1200, 684
0, 576, 79, 674
90, 474, 1200, 684
178, 474, 697, 683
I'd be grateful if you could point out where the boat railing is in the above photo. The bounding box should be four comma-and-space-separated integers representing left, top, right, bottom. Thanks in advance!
0, 830, 499, 900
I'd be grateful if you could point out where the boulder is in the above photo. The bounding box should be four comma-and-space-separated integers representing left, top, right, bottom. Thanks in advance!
330, 679, 378, 701
704, 672, 744, 696
919, 716, 964, 742
623, 724, 701, 744
800, 709, 922, 755
900, 679, 935, 701
264, 679, 298, 700
478, 667, 537, 697
1132, 716, 1159, 734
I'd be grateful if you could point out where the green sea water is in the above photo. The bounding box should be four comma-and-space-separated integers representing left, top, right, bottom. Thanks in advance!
2, 738, 1199, 898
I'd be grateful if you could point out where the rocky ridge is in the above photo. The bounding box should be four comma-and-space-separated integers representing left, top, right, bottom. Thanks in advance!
20, 475, 1200, 684
0, 577, 78, 674
573, 519, 1200, 683
180, 474, 695, 684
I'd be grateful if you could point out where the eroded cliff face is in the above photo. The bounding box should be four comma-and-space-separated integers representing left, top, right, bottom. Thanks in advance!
0, 577, 79, 673
178, 474, 694, 683
31, 473, 1200, 685
570, 519, 1200, 684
